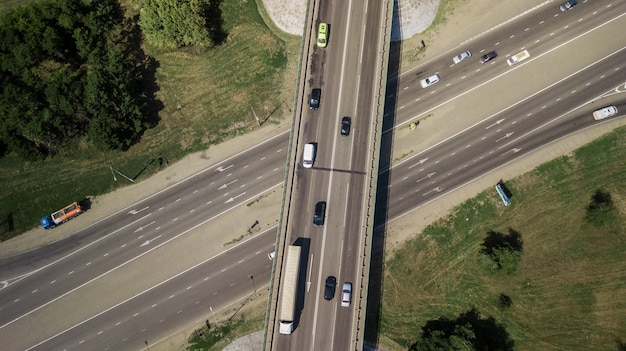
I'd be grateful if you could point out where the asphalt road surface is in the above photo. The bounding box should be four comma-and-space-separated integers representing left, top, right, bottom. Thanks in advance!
0, 1, 625, 350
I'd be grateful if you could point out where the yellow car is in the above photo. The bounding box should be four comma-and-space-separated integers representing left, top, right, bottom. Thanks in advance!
317, 22, 328, 48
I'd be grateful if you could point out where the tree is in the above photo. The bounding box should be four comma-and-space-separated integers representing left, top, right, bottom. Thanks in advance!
585, 189, 617, 227
140, 0, 215, 48
410, 309, 514, 351
0, 0, 156, 159
479, 229, 523, 276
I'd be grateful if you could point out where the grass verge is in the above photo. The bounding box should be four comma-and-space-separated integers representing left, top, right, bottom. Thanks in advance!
379, 126, 626, 350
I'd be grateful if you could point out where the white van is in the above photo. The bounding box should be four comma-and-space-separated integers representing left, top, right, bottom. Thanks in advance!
302, 143, 315, 168
593, 105, 618, 120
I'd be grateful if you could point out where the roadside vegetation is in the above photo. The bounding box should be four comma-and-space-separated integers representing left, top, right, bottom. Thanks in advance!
380, 126, 626, 350
0, 0, 300, 239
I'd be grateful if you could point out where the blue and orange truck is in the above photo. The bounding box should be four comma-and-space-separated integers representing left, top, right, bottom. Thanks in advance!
40, 202, 83, 229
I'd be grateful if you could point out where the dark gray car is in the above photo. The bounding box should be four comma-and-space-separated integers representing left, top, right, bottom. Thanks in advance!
313, 201, 326, 227
560, 0, 578, 11
479, 51, 497, 64
340, 116, 351, 136
324, 276, 336, 300
310, 88, 321, 110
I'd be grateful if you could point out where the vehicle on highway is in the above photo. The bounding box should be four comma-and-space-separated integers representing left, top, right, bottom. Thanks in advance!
341, 116, 351, 136
268, 250, 275, 260
420, 74, 440, 88
593, 105, 618, 120
40, 201, 83, 229
453, 50, 471, 64
560, 0, 578, 11
317, 22, 328, 48
479, 51, 497, 64
303, 143, 316, 168
279, 245, 302, 334
313, 201, 327, 227
310, 88, 321, 110
341, 282, 352, 307
324, 276, 336, 300
507, 49, 530, 66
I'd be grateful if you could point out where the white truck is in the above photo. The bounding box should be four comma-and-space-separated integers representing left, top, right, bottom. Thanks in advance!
278, 245, 302, 335
507, 49, 530, 66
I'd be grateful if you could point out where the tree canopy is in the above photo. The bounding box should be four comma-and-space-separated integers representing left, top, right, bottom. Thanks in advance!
0, 0, 156, 159
140, 0, 225, 48
410, 309, 514, 351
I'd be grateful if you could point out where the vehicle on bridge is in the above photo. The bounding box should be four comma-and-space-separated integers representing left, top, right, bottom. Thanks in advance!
279, 245, 302, 335
317, 22, 328, 48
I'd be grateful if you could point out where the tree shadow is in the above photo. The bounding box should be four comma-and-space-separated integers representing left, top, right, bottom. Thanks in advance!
122, 14, 163, 136
0, 212, 15, 241
616, 338, 626, 351
201, 0, 228, 45
411, 308, 515, 351
481, 228, 523, 255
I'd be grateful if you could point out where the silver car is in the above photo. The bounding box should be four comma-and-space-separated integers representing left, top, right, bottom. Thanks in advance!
453, 50, 471, 64
420, 74, 440, 88
341, 282, 352, 307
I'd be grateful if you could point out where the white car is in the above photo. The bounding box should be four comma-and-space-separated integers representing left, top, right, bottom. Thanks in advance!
420, 74, 440, 88
453, 51, 471, 64
268, 250, 275, 260
341, 282, 352, 307
592, 106, 618, 121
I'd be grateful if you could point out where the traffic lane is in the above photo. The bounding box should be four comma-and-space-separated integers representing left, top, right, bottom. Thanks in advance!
309, 0, 387, 348
284, 0, 383, 347
25, 227, 276, 351
0, 130, 288, 285
0, 161, 286, 329
1, 128, 289, 278
384, 101, 626, 223
0, 132, 289, 324
393, 44, 626, 183
388, 50, 626, 195
394, 0, 626, 123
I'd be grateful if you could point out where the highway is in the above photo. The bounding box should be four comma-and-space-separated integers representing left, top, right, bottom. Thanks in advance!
268, 0, 391, 349
1, 0, 625, 350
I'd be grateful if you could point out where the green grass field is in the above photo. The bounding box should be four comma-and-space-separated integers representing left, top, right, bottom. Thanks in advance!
380, 126, 626, 350
0, 0, 301, 239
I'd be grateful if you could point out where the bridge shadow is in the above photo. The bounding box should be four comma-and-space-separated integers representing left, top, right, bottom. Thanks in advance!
363, 0, 402, 348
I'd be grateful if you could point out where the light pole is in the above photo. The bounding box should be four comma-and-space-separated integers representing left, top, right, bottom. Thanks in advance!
209, 306, 219, 327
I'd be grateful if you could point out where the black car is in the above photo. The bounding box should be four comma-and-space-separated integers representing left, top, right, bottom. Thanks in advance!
310, 88, 321, 110
324, 276, 336, 300
340, 116, 351, 136
479, 51, 497, 64
313, 201, 326, 227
